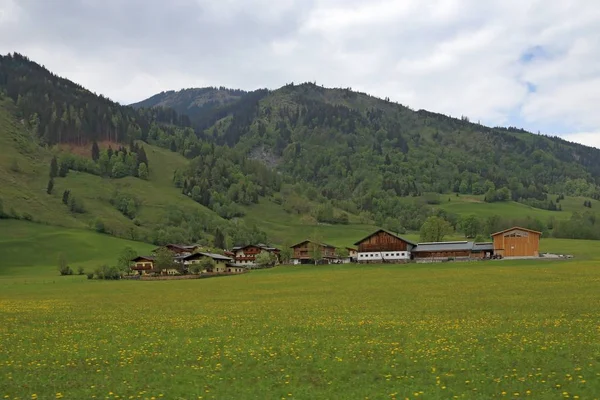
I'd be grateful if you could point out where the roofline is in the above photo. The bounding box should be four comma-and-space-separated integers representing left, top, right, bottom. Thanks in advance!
353, 229, 417, 246
417, 240, 469, 245
491, 226, 542, 236
290, 239, 336, 248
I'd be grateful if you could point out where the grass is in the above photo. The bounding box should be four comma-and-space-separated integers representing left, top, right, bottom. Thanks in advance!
0, 220, 154, 278
1, 220, 600, 399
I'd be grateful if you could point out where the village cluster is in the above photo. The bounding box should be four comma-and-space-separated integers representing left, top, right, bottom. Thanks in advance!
131, 226, 541, 276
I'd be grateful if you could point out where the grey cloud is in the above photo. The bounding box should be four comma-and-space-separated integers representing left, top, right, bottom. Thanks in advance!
0, 0, 599, 147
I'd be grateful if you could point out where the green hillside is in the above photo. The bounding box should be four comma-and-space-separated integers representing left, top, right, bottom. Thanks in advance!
2, 52, 600, 245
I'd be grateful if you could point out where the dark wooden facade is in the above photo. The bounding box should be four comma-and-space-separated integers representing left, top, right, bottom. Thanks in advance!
291, 240, 336, 260
413, 250, 471, 259
233, 245, 281, 264
354, 230, 416, 252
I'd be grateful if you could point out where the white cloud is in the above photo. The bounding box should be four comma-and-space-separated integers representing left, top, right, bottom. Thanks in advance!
562, 132, 600, 149
0, 0, 599, 145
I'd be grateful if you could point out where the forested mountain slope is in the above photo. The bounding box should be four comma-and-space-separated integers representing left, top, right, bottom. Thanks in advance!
1, 52, 599, 243
136, 81, 600, 230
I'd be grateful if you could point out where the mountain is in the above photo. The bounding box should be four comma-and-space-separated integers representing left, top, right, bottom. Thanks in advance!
130, 87, 247, 128
1, 52, 599, 244
135, 82, 600, 224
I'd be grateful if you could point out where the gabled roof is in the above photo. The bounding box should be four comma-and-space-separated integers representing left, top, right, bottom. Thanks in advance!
353, 229, 417, 246
491, 226, 542, 237
232, 244, 280, 251
181, 252, 232, 262
131, 256, 155, 262
412, 241, 474, 253
290, 240, 336, 249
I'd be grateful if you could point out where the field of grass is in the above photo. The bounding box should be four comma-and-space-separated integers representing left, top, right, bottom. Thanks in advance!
0, 220, 154, 278
1, 220, 600, 399
427, 193, 599, 221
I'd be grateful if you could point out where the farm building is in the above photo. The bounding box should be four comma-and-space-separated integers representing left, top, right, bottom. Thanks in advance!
177, 252, 233, 273
412, 241, 496, 262
491, 227, 541, 257
354, 229, 416, 263
290, 240, 337, 264
231, 244, 281, 266
345, 247, 358, 263
412, 241, 474, 262
130, 256, 155, 275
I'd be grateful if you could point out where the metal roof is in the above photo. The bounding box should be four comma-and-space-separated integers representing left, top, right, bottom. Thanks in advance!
412, 241, 474, 252
472, 242, 494, 251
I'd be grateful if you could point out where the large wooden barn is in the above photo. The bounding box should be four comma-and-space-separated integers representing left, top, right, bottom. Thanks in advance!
491, 227, 541, 257
354, 229, 416, 263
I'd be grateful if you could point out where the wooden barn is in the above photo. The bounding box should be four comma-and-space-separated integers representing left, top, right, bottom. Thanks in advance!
354, 229, 416, 263
412, 241, 474, 261
491, 227, 541, 257
290, 240, 337, 264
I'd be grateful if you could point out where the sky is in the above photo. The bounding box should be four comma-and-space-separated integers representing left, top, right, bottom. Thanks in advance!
1, 0, 599, 148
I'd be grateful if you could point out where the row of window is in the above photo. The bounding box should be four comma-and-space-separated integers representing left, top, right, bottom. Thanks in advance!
359, 252, 407, 258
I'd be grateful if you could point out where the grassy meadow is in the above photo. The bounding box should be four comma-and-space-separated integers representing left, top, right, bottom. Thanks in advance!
1, 221, 600, 399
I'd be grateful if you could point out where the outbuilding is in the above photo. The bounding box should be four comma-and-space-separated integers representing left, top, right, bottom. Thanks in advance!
491, 227, 541, 257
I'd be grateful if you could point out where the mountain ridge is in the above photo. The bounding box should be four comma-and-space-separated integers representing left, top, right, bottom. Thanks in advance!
1, 52, 600, 244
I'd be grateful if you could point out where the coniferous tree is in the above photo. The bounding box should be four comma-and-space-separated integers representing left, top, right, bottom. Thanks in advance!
62, 189, 70, 205
213, 228, 226, 249
91, 141, 100, 162
46, 178, 54, 194
49, 156, 58, 178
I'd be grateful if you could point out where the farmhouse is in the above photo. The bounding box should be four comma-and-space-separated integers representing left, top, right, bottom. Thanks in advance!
290, 240, 337, 264
492, 227, 541, 257
178, 252, 234, 273
346, 247, 358, 263
130, 256, 155, 275
354, 229, 416, 263
231, 243, 280, 266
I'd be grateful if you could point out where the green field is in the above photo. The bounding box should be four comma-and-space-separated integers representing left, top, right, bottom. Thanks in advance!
1, 220, 599, 399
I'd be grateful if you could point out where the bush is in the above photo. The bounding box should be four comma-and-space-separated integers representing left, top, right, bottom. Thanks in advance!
77, 266, 85, 275
86, 272, 94, 280
58, 253, 73, 276
94, 265, 121, 280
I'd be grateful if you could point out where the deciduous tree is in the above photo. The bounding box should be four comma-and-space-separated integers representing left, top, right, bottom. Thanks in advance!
420, 216, 452, 242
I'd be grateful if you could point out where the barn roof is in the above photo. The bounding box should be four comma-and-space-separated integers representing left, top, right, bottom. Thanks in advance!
290, 240, 336, 249
412, 241, 474, 252
131, 256, 155, 262
472, 242, 494, 251
181, 252, 232, 262
491, 226, 542, 236
232, 244, 280, 251
353, 229, 417, 246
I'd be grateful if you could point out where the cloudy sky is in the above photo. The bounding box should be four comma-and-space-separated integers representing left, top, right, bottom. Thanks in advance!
1, 0, 599, 148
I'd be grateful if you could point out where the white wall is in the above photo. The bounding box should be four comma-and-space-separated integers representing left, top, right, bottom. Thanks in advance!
358, 251, 410, 262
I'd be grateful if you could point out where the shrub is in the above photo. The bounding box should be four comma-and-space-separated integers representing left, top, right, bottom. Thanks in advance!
77, 266, 85, 275
94, 265, 121, 280
86, 272, 94, 280
58, 253, 73, 276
